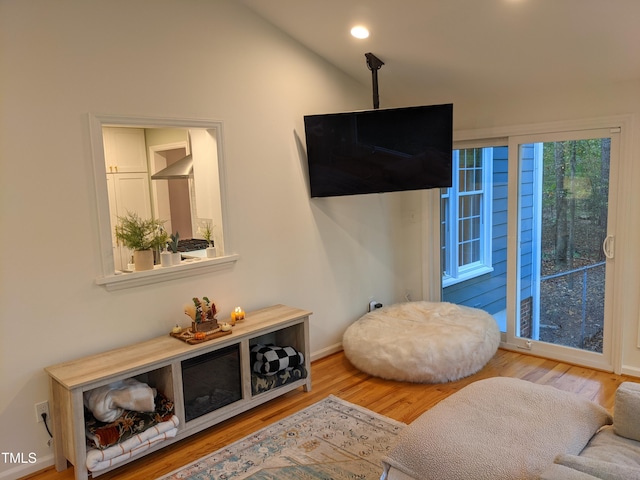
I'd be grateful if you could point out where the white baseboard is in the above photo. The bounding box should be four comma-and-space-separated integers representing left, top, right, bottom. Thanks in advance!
621, 365, 640, 378
0, 453, 53, 480
310, 343, 343, 362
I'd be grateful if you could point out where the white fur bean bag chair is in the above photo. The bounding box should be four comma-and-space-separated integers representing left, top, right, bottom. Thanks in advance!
342, 301, 501, 383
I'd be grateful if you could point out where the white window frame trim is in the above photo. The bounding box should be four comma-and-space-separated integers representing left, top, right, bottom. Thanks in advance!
88, 113, 238, 291
442, 148, 494, 287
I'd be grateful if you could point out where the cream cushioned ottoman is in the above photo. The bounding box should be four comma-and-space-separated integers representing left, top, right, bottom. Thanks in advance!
342, 301, 500, 383
381, 377, 612, 480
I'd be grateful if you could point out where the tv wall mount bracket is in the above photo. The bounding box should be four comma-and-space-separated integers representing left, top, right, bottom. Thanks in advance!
365, 52, 385, 109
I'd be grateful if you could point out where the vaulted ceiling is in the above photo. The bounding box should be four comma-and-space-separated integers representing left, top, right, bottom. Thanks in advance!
240, 0, 640, 106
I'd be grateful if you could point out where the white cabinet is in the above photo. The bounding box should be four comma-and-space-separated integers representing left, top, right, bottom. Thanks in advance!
45, 305, 312, 480
103, 127, 148, 173
106, 173, 153, 270
103, 127, 153, 271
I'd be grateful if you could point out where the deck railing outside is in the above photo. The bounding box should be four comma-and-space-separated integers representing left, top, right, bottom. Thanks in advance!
540, 261, 605, 349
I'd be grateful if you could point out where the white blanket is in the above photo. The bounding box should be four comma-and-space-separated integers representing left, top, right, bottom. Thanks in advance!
382, 377, 612, 480
86, 415, 179, 472
83, 378, 156, 423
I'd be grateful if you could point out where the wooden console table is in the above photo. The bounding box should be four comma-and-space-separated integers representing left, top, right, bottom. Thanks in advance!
45, 304, 312, 480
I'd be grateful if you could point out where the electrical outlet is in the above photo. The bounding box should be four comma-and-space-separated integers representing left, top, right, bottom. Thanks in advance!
35, 401, 49, 423
369, 300, 383, 312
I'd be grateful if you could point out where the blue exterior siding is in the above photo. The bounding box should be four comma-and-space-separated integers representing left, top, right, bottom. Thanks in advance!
443, 146, 508, 315
443, 145, 536, 318
519, 145, 536, 304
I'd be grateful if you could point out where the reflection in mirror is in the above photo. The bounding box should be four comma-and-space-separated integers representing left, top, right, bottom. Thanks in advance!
90, 115, 227, 279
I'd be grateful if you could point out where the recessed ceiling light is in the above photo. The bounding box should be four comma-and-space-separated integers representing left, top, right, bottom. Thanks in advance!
350, 26, 369, 39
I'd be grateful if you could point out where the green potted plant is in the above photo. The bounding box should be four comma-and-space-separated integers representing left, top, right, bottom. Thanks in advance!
199, 221, 217, 258
114, 212, 166, 271
168, 232, 181, 265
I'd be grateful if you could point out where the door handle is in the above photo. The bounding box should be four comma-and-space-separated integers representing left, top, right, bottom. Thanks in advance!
602, 234, 614, 259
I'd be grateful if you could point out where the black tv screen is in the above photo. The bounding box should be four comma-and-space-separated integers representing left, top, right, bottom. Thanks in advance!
304, 104, 453, 198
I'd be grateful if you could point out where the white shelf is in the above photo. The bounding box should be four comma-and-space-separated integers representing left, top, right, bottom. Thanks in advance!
95, 254, 240, 291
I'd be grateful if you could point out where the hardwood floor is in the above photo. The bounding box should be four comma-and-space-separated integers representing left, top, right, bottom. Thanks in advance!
23, 349, 636, 480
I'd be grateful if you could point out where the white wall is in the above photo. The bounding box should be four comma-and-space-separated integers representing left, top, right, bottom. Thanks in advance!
0, 1, 401, 477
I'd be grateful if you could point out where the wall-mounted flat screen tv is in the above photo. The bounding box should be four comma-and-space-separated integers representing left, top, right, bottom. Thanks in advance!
304, 103, 453, 198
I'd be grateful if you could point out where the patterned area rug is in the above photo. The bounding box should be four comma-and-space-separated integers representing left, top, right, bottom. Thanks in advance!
158, 395, 405, 480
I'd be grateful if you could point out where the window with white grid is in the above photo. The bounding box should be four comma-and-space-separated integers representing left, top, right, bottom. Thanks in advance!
441, 148, 493, 286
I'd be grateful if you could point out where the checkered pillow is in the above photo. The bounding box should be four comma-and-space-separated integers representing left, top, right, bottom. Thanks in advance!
250, 344, 304, 376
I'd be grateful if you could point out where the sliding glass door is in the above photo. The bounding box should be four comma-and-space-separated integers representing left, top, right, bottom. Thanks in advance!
507, 128, 619, 370
440, 126, 621, 371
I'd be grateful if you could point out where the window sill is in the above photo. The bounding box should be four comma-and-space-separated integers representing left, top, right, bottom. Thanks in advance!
96, 254, 239, 291
442, 265, 494, 288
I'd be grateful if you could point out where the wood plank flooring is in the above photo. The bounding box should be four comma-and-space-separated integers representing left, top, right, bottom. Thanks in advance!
23, 349, 636, 480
